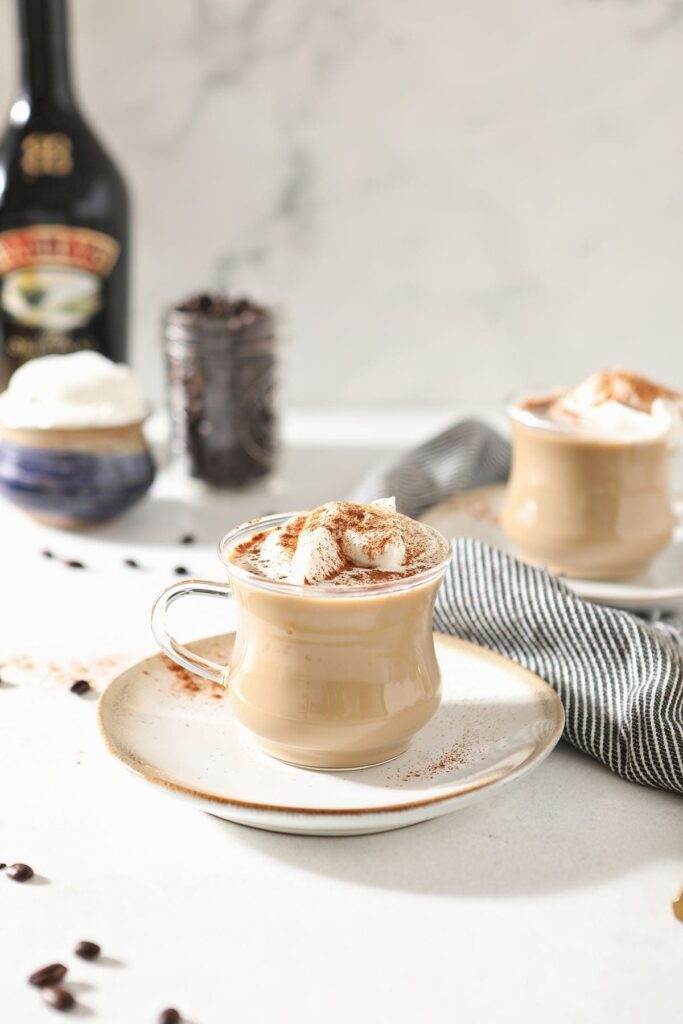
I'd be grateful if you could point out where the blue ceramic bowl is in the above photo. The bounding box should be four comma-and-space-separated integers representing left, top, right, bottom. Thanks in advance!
0, 421, 156, 527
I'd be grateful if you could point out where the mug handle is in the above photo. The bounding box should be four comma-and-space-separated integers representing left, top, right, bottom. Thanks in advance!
151, 579, 233, 685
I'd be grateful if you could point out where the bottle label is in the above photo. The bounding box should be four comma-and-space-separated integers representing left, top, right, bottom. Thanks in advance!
0, 224, 120, 366
20, 133, 74, 178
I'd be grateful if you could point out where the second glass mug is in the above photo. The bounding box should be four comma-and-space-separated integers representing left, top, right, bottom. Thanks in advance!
151, 513, 452, 769
501, 404, 676, 579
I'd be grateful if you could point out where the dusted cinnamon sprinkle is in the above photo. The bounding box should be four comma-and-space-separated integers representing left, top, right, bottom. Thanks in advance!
564, 369, 680, 413
232, 530, 268, 560
163, 657, 224, 700
400, 742, 470, 781
519, 370, 682, 421
228, 499, 448, 587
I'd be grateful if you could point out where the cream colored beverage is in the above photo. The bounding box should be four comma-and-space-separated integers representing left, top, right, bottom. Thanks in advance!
501, 370, 681, 579
151, 500, 451, 769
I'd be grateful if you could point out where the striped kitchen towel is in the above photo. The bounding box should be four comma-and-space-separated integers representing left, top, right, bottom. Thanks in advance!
352, 418, 510, 520
354, 418, 683, 796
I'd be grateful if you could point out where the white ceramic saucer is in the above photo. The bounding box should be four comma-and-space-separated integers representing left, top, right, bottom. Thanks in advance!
98, 633, 563, 837
422, 485, 683, 612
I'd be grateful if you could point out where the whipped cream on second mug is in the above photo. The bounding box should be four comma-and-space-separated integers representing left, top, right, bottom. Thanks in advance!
231, 498, 447, 586
519, 369, 682, 443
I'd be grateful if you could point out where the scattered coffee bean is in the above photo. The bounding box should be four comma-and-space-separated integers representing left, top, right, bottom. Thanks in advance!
70, 680, 91, 696
173, 567, 189, 576
42, 987, 75, 1012
65, 560, 85, 570
74, 940, 100, 960
179, 534, 195, 545
42, 550, 55, 559
0, 863, 5, 870
158, 1009, 181, 1024
124, 558, 140, 568
6, 862, 33, 882
29, 964, 67, 988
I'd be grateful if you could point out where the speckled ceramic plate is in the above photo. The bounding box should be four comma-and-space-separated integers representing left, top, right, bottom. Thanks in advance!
98, 633, 563, 836
422, 484, 683, 612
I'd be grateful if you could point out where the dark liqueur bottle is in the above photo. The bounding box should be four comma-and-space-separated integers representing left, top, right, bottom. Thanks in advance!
0, 0, 129, 388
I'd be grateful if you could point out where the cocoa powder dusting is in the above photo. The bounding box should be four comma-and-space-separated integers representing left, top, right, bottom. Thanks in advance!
0, 653, 129, 691
229, 501, 444, 587
233, 530, 268, 559
162, 657, 224, 700
520, 370, 682, 421
400, 742, 470, 782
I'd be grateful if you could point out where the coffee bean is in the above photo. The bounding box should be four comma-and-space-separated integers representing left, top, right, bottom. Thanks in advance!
42, 987, 75, 1011
179, 534, 196, 545
29, 964, 67, 988
124, 558, 140, 569
158, 1009, 181, 1024
74, 940, 100, 960
6, 862, 33, 881
65, 560, 85, 569
0, 863, 5, 870
173, 567, 189, 576
42, 550, 55, 559
70, 680, 91, 696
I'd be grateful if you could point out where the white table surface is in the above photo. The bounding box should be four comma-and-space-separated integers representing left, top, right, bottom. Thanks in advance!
1, 411, 681, 1024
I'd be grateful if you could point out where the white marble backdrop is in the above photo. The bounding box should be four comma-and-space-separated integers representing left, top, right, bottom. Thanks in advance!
1, 0, 682, 410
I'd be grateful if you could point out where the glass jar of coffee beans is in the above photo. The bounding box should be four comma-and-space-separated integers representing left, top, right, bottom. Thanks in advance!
163, 293, 277, 487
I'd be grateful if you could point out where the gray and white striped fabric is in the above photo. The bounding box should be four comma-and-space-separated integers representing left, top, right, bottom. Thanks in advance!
352, 418, 510, 519
435, 539, 683, 795
355, 418, 683, 796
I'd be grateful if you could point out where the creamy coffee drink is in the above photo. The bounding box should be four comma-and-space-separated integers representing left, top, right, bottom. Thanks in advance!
225, 500, 449, 767
151, 500, 452, 769
502, 370, 681, 579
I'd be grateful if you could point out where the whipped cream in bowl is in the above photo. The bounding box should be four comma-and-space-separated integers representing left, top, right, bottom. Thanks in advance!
0, 351, 148, 431
223, 499, 451, 592
0, 353, 155, 527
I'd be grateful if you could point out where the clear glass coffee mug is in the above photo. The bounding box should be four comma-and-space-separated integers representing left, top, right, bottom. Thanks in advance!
501, 405, 676, 579
151, 513, 452, 769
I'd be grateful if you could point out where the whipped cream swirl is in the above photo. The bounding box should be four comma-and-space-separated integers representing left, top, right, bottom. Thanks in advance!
234, 499, 446, 586
521, 370, 682, 443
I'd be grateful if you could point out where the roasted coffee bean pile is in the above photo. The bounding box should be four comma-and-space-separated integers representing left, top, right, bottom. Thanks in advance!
25, 943, 98, 1014
22, 937, 184, 1017
41, 546, 197, 576
165, 292, 276, 486
41, 551, 88, 570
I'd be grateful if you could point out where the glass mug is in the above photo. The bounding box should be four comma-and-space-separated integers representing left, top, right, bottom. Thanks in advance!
501, 405, 676, 579
151, 513, 452, 769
